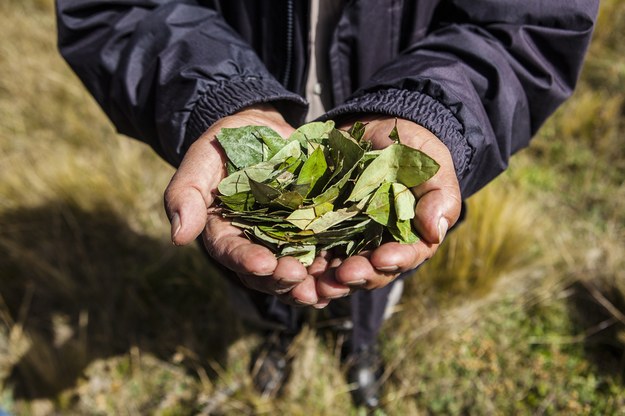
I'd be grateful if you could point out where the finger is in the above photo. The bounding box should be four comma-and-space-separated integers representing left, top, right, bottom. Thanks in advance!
238, 273, 275, 294
203, 213, 278, 276
311, 298, 331, 309
273, 256, 308, 286
412, 184, 461, 244
368, 241, 435, 274
307, 250, 332, 278
334, 255, 399, 291
164, 137, 225, 245
239, 254, 308, 296
238, 257, 308, 303
315, 258, 352, 299
287, 274, 319, 306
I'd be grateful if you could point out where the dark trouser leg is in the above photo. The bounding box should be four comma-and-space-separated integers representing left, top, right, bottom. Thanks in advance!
347, 278, 403, 354
344, 279, 405, 409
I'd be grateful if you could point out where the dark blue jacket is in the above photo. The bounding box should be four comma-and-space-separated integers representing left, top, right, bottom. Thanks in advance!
56, 0, 598, 198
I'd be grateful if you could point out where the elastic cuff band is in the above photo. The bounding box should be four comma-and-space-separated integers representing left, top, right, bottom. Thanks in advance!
323, 88, 471, 179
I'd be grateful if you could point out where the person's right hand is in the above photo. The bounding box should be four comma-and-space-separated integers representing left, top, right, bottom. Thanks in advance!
164, 105, 323, 307
309, 117, 463, 300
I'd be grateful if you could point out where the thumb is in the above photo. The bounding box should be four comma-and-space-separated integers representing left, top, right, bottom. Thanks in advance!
164, 137, 225, 245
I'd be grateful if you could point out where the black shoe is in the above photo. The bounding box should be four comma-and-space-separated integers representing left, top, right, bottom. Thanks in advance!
344, 344, 384, 409
249, 331, 295, 398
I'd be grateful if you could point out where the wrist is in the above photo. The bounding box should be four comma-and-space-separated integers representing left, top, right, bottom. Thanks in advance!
339, 115, 438, 150
230, 103, 288, 126
200, 103, 294, 143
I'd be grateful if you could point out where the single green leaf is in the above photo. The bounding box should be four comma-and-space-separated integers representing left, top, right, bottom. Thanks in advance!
252, 226, 283, 247
272, 191, 304, 210
248, 178, 282, 205
217, 126, 282, 169
293, 145, 328, 196
217, 161, 276, 196
365, 182, 393, 226
288, 121, 335, 147
271, 229, 318, 245
306, 208, 359, 233
280, 244, 317, 266
269, 139, 301, 162
286, 207, 317, 230
392, 182, 416, 221
313, 202, 334, 217
258, 224, 307, 240
328, 128, 365, 182
312, 217, 371, 244
389, 219, 419, 244
218, 192, 256, 211
347, 144, 440, 202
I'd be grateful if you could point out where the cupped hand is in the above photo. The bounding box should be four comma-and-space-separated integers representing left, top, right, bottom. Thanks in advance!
314, 117, 462, 297
164, 105, 320, 306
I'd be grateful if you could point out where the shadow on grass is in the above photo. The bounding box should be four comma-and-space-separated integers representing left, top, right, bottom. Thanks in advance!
0, 201, 243, 399
566, 279, 625, 380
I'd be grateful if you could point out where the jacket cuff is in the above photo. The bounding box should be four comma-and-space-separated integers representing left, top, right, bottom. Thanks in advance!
323, 88, 472, 180
184, 76, 307, 149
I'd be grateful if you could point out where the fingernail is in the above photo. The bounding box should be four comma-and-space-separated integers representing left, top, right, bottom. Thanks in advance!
345, 279, 367, 287
376, 265, 399, 272
326, 292, 350, 299
274, 286, 294, 295
171, 212, 181, 242
438, 217, 449, 243
313, 302, 329, 310
279, 278, 306, 285
295, 298, 318, 306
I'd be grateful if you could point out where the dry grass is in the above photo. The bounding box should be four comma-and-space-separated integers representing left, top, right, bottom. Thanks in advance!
1, 0, 625, 414
413, 183, 542, 302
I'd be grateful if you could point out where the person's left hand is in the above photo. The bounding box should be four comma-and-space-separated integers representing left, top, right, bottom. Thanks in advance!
310, 117, 463, 300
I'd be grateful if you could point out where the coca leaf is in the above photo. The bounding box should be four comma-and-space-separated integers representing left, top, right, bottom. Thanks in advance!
365, 182, 393, 226
218, 191, 256, 212
217, 126, 285, 169
249, 179, 282, 205
348, 144, 439, 202
392, 182, 416, 221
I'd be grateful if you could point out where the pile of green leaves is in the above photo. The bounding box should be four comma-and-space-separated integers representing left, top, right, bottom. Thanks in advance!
216, 121, 439, 266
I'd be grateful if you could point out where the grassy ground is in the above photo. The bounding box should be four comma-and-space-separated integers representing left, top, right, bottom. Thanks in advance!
1, 0, 624, 414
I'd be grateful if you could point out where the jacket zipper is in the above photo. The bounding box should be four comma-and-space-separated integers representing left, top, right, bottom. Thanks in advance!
281, 0, 295, 87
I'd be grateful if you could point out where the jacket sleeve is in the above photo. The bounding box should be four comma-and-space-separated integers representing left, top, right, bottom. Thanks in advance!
324, 0, 599, 198
55, 0, 307, 166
